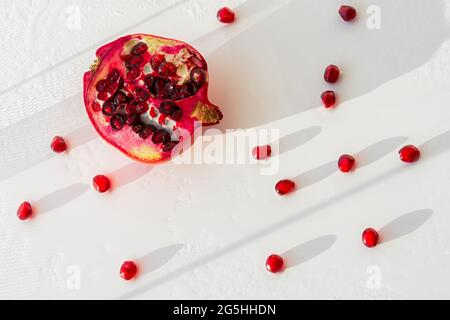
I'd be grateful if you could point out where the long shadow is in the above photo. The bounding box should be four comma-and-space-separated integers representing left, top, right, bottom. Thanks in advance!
139, 244, 185, 276
118, 130, 450, 299
278, 126, 321, 156
36, 183, 90, 215
206, 0, 448, 130
282, 235, 336, 269
111, 162, 154, 190
293, 136, 407, 189
0, 0, 189, 97
379, 209, 433, 244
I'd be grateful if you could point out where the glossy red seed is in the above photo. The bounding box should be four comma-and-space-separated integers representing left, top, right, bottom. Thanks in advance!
275, 179, 296, 195
399, 145, 421, 163
95, 79, 108, 92
91, 101, 101, 112
324, 65, 340, 83
339, 5, 357, 22
135, 102, 149, 114
266, 254, 284, 273
17, 201, 32, 221
190, 68, 206, 87
50, 136, 67, 153
338, 154, 355, 173
92, 175, 111, 193
158, 62, 177, 77
97, 91, 109, 101
321, 90, 336, 109
217, 7, 236, 24
252, 145, 272, 160
131, 42, 148, 55
120, 260, 138, 281
151, 54, 165, 71
362, 228, 379, 248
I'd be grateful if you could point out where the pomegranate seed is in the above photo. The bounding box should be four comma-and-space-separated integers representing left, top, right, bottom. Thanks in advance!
92, 175, 111, 193
110, 115, 124, 131
95, 79, 109, 92
339, 5, 357, 22
107, 69, 120, 83
399, 145, 421, 163
120, 260, 138, 281
125, 104, 136, 115
135, 87, 150, 101
324, 65, 340, 83
102, 101, 116, 116
132, 124, 144, 134
131, 42, 148, 55
149, 107, 157, 118
338, 154, 355, 173
265, 254, 284, 273
321, 90, 336, 109
252, 145, 272, 160
139, 126, 154, 139
50, 136, 67, 153
97, 91, 109, 101
127, 68, 141, 80
144, 75, 155, 88
91, 101, 101, 112
152, 129, 171, 144
17, 201, 32, 221
362, 228, 379, 248
158, 62, 177, 77
151, 54, 165, 71
126, 55, 143, 69
190, 68, 206, 87
125, 114, 139, 126
275, 179, 296, 195
135, 102, 149, 114
217, 7, 236, 24
158, 114, 167, 125
171, 110, 183, 122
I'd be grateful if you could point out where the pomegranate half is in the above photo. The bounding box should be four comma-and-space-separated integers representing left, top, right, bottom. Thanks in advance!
83, 34, 223, 163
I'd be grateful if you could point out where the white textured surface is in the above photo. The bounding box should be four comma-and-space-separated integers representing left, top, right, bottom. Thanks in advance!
1, 0, 450, 299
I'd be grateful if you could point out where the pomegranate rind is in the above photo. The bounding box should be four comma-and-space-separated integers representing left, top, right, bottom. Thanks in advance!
83, 34, 222, 163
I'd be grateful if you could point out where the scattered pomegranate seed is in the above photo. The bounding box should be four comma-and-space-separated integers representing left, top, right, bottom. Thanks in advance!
324, 65, 340, 83
252, 145, 272, 160
266, 254, 284, 273
120, 260, 138, 281
217, 7, 236, 24
91, 101, 101, 112
362, 228, 379, 248
92, 175, 111, 193
50, 136, 67, 153
339, 5, 357, 22
17, 201, 33, 221
321, 90, 336, 109
275, 179, 296, 195
338, 154, 355, 173
399, 145, 421, 163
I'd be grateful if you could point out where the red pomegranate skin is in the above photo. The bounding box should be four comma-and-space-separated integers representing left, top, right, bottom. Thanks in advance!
83, 34, 222, 164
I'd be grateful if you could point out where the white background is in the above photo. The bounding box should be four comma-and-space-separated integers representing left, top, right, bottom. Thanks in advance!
1, 0, 450, 299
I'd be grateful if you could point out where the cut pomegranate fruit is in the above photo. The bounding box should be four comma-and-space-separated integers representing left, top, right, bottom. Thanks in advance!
217, 7, 236, 24
321, 90, 336, 109
362, 228, 379, 248
120, 260, 138, 281
275, 179, 296, 195
50, 136, 67, 153
338, 154, 355, 173
266, 254, 284, 273
339, 5, 357, 22
399, 145, 421, 163
17, 201, 33, 221
324, 65, 340, 83
92, 175, 111, 193
83, 34, 223, 163
252, 145, 272, 160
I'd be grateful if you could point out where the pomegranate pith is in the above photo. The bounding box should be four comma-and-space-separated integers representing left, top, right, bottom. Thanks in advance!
17, 201, 33, 220
275, 179, 296, 195
266, 254, 284, 273
339, 5, 357, 21
83, 34, 223, 164
338, 154, 355, 173
217, 7, 236, 24
51, 136, 67, 153
324, 65, 340, 83
399, 145, 420, 163
93, 175, 111, 193
362, 228, 379, 248
252, 145, 272, 160
120, 260, 138, 281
